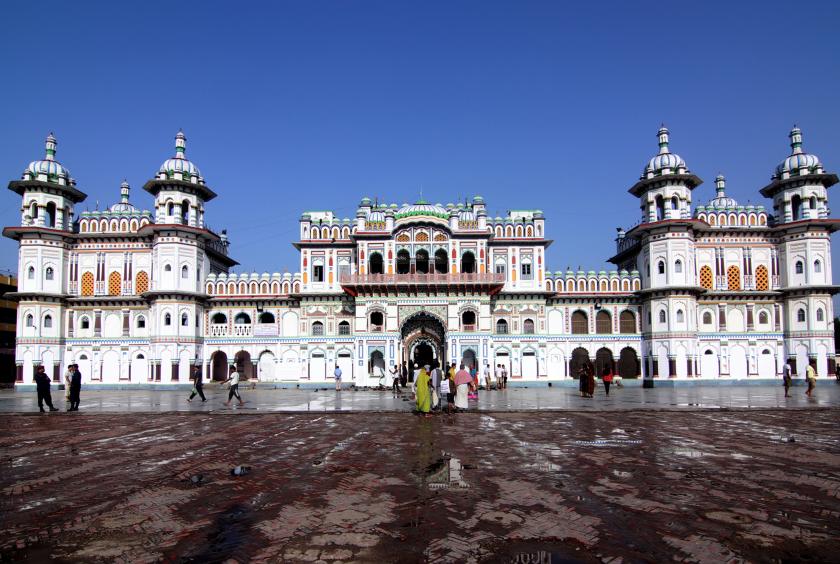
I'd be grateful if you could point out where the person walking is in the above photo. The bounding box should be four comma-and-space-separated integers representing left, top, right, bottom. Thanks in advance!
63, 364, 74, 404
415, 365, 432, 416
578, 365, 587, 397
782, 358, 792, 398
34, 365, 58, 413
468, 364, 478, 400
587, 362, 596, 398
454, 364, 472, 411
68, 363, 82, 411
334, 364, 342, 391
484, 363, 492, 391
805, 362, 817, 397
187, 366, 206, 402
390, 364, 401, 395
430, 363, 441, 410
222, 366, 245, 407
602, 367, 614, 396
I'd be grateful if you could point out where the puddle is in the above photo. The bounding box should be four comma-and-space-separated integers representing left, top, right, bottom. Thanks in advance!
426, 453, 469, 489
612, 470, 632, 479
572, 439, 642, 447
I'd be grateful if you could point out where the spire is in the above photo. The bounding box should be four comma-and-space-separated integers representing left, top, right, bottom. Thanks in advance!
715, 174, 726, 196
45, 132, 57, 161
789, 125, 803, 155
175, 129, 186, 158
120, 179, 130, 203
657, 124, 670, 155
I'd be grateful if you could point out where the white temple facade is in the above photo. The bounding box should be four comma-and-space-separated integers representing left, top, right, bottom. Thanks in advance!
5, 127, 837, 386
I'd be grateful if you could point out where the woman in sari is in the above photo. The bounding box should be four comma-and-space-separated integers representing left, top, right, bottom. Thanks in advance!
415, 366, 432, 415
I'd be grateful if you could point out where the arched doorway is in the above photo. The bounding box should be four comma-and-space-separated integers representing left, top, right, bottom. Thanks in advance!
401, 312, 446, 375
211, 351, 228, 381
570, 347, 589, 379
258, 351, 276, 380
618, 347, 639, 379
461, 251, 476, 274
412, 342, 435, 368
369, 349, 386, 381
462, 348, 477, 371
234, 350, 254, 380
701, 349, 719, 378
594, 347, 613, 377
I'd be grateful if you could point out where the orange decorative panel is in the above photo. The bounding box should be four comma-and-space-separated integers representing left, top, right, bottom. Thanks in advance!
699, 265, 713, 289
135, 271, 149, 294
416, 232, 429, 242
727, 265, 741, 291
81, 272, 94, 296
108, 272, 121, 296
755, 265, 769, 291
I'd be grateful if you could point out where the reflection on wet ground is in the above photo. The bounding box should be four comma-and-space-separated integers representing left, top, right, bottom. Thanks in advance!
1, 410, 839, 562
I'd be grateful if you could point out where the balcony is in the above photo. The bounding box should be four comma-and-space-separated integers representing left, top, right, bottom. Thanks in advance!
461, 324, 476, 332
209, 324, 227, 336
340, 272, 506, 296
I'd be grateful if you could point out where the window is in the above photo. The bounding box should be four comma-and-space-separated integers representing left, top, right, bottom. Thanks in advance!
619, 311, 636, 333
659, 310, 667, 324
258, 312, 275, 324
657, 261, 665, 275
797, 309, 806, 323
27, 266, 35, 280
461, 251, 476, 274
181, 265, 189, 279
234, 313, 251, 324
338, 321, 350, 335
25, 314, 34, 327
45, 267, 54, 280
795, 261, 804, 274
164, 264, 172, 272
758, 311, 768, 325
814, 260, 822, 273
462, 310, 476, 331
676, 309, 684, 323
43, 314, 52, 328
369, 311, 384, 330
521, 262, 532, 280
674, 260, 683, 274
571, 311, 588, 334
136, 316, 146, 328
496, 319, 508, 334
211, 313, 227, 324
702, 311, 713, 325
313, 264, 324, 283
495, 261, 506, 275
312, 321, 324, 336
181, 313, 189, 326
164, 313, 171, 326
167, 202, 174, 216
522, 318, 535, 334
596, 310, 612, 334
816, 308, 824, 322
368, 253, 383, 275
80, 316, 90, 329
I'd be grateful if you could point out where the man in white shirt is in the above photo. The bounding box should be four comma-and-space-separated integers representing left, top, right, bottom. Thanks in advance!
222, 366, 244, 407
484, 363, 492, 390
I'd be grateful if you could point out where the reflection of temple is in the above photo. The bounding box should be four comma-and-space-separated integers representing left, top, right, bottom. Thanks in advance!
5, 127, 837, 385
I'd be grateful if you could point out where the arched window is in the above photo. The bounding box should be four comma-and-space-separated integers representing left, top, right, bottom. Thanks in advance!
727, 265, 741, 290
166, 201, 174, 216
27, 266, 35, 280
702, 311, 713, 325
45, 202, 56, 227
791, 195, 802, 220
25, 314, 34, 327
461, 251, 476, 274
396, 249, 411, 274
415, 249, 429, 274
181, 265, 189, 279
655, 195, 665, 221
312, 321, 324, 336
164, 313, 172, 326
80, 316, 90, 329
136, 316, 146, 328
434, 249, 448, 274
338, 320, 350, 335
676, 309, 684, 323
369, 311, 384, 330
258, 312, 275, 324
462, 310, 476, 331
164, 264, 172, 272
181, 199, 190, 224
496, 319, 508, 334
809, 196, 817, 210
368, 252, 384, 275
571, 311, 588, 334
43, 314, 53, 328
659, 310, 667, 324
45, 267, 54, 280
522, 318, 535, 334
758, 311, 768, 324
181, 313, 189, 326
619, 311, 636, 333
814, 260, 822, 273
816, 308, 824, 322
671, 195, 679, 211
595, 310, 612, 334
797, 308, 806, 323
674, 260, 683, 273
234, 313, 251, 324
657, 261, 665, 275
211, 313, 227, 324
795, 261, 804, 274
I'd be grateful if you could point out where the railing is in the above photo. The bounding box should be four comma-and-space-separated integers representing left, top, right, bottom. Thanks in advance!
232, 325, 252, 336
340, 272, 505, 285
370, 324, 384, 332
462, 324, 476, 332
209, 324, 227, 336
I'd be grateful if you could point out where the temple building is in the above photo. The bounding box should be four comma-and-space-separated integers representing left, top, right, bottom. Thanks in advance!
4, 127, 837, 385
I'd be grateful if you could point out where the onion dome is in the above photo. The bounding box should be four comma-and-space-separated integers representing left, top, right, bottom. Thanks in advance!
359, 197, 372, 206
642, 126, 688, 178
706, 175, 739, 209
367, 208, 386, 223
395, 200, 450, 221
24, 133, 73, 185
109, 180, 139, 213
459, 208, 476, 222
773, 126, 823, 180
158, 130, 203, 184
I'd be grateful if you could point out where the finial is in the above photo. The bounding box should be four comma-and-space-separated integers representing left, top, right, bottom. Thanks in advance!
715, 174, 726, 195
657, 125, 670, 154
175, 129, 186, 157
120, 179, 130, 203
789, 125, 803, 155
45, 132, 57, 161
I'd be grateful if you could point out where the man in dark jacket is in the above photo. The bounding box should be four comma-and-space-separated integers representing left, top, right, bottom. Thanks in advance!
187, 366, 206, 402
68, 364, 82, 411
34, 365, 58, 413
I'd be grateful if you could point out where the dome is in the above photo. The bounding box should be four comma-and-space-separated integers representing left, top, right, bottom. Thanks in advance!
108, 180, 139, 213
459, 208, 476, 222
367, 209, 386, 223
643, 126, 688, 178
773, 127, 823, 179
24, 133, 72, 185
705, 174, 739, 209
158, 130, 203, 183
395, 200, 449, 221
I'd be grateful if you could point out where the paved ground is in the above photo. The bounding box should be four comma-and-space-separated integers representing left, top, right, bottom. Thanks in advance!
1, 409, 839, 562
3, 382, 840, 413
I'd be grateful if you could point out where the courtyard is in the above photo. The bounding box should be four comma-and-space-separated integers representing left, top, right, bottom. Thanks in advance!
1, 387, 839, 562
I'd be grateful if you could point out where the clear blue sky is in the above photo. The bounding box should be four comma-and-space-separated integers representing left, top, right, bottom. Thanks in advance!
1, 1, 838, 286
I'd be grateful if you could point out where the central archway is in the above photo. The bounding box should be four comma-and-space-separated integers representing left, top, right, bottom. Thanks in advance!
401, 312, 446, 373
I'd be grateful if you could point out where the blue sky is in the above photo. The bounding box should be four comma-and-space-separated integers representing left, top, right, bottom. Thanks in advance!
1, 1, 838, 285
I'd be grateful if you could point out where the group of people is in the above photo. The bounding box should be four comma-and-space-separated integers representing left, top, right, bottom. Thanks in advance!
577, 363, 617, 398
33, 363, 81, 413
407, 361, 509, 415
187, 365, 245, 407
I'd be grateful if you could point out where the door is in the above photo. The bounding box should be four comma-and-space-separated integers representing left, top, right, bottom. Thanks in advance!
131, 354, 148, 382
259, 352, 276, 381
309, 352, 326, 380
757, 349, 775, 378
521, 351, 537, 379
675, 346, 688, 378
495, 352, 510, 378
700, 350, 719, 378
729, 346, 747, 378
337, 352, 353, 382
76, 354, 92, 384
101, 350, 119, 383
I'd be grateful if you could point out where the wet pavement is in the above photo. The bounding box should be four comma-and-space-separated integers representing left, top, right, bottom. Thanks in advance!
1, 410, 839, 562
3, 382, 840, 413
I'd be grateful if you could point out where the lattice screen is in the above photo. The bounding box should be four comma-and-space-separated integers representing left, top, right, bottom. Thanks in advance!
755, 265, 769, 291
727, 265, 741, 291
81, 272, 94, 296
135, 271, 149, 294
699, 266, 713, 289
108, 272, 121, 296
